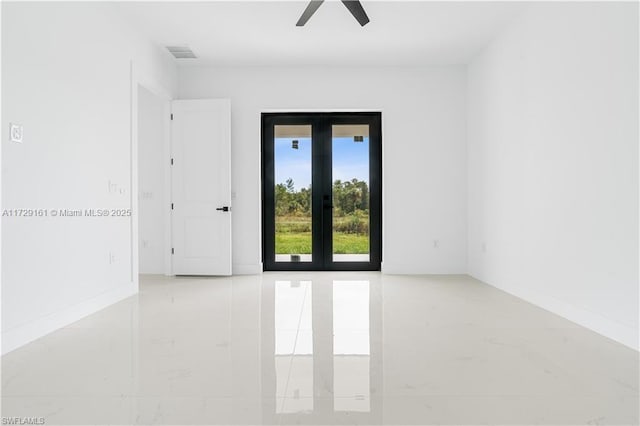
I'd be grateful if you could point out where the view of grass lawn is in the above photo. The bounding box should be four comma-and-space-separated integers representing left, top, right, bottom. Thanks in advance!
332, 232, 369, 254
275, 215, 369, 254
275, 231, 311, 254
275, 231, 370, 254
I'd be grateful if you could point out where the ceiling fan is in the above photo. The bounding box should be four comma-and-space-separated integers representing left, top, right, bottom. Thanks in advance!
296, 0, 370, 27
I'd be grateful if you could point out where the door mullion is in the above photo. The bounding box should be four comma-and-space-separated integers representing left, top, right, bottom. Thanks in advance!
320, 116, 334, 269
311, 116, 324, 270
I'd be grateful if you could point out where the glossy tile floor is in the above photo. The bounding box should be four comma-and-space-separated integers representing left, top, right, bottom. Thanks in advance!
2, 273, 638, 425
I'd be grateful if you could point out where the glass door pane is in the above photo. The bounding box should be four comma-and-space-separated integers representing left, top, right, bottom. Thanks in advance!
331, 125, 370, 263
274, 125, 313, 263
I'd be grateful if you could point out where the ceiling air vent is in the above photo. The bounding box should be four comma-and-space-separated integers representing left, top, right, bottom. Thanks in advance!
166, 46, 197, 59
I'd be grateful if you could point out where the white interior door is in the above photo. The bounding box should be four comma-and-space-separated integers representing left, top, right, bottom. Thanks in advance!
171, 99, 231, 275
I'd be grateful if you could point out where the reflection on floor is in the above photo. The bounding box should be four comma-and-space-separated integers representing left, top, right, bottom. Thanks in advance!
2, 273, 638, 425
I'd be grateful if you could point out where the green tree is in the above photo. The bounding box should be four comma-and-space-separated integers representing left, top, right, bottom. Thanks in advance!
277, 178, 368, 218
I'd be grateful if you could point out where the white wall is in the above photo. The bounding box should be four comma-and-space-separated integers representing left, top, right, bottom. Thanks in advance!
467, 2, 639, 349
178, 66, 468, 275
1, 2, 176, 354
138, 86, 168, 274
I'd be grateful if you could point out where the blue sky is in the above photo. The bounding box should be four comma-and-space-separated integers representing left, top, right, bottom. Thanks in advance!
274, 137, 369, 190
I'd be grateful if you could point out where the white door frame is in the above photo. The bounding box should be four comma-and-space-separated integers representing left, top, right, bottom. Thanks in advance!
131, 62, 174, 281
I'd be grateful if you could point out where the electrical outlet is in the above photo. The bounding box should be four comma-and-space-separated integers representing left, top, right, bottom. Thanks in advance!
433, 240, 439, 248
10, 123, 23, 143
108, 180, 125, 195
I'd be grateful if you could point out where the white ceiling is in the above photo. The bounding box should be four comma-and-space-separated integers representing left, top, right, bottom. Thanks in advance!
116, 1, 526, 67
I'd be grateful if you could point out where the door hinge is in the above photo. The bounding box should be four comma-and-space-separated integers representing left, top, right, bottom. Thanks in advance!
170, 113, 174, 120
171, 203, 174, 210
171, 248, 174, 255
170, 158, 174, 165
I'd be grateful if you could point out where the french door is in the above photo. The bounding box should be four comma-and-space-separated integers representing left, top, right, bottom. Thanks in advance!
262, 112, 381, 271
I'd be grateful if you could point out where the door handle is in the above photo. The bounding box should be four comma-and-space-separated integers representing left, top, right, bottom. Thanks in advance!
216, 206, 230, 212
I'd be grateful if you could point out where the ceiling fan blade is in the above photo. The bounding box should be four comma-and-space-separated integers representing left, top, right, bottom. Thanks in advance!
296, 0, 325, 26
341, 0, 370, 26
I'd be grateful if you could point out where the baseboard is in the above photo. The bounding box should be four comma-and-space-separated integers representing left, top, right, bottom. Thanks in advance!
1, 281, 137, 355
381, 262, 466, 275
232, 262, 263, 275
471, 274, 639, 351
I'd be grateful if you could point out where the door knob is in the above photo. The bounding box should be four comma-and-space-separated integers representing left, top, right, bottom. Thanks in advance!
216, 206, 230, 212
